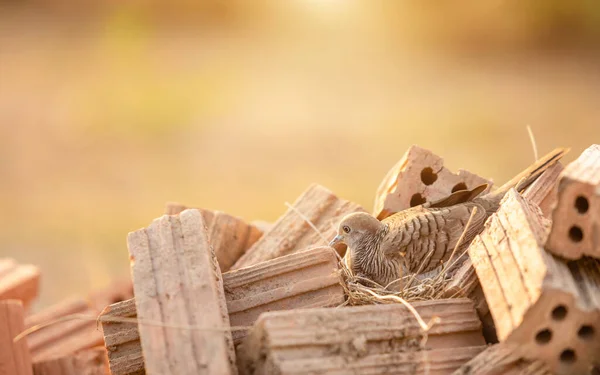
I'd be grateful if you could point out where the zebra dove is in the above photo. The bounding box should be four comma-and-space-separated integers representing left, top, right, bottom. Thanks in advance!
329, 148, 568, 289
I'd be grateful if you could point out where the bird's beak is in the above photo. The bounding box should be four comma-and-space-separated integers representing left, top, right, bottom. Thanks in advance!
329, 235, 343, 248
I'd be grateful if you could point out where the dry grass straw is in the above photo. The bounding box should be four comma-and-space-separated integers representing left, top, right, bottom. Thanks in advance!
13, 313, 251, 344
526, 125, 539, 162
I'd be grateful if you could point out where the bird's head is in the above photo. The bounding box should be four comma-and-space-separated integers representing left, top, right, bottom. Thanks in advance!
329, 212, 383, 250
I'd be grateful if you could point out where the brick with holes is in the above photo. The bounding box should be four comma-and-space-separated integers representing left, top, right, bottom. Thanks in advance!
232, 184, 365, 269
373, 145, 492, 220
468, 189, 600, 374
441, 161, 566, 344
546, 144, 600, 259
101, 245, 344, 375
236, 298, 486, 375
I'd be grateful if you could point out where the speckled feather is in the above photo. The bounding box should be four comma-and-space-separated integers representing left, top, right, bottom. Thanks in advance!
381, 202, 487, 274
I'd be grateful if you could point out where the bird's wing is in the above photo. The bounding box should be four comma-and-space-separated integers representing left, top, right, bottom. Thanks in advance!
381, 205, 426, 225
426, 183, 489, 209
381, 203, 487, 274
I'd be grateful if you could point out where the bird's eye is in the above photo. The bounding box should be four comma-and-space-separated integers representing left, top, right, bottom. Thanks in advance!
343, 225, 351, 233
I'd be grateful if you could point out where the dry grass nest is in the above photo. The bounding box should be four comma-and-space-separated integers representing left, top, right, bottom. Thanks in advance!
338, 259, 458, 307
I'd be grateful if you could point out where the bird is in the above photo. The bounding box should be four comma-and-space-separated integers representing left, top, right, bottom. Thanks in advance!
329, 148, 568, 290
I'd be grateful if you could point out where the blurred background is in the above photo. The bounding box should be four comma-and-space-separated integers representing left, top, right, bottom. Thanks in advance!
1, 1, 599, 310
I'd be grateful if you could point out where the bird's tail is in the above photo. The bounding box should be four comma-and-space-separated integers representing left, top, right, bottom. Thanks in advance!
480, 147, 569, 210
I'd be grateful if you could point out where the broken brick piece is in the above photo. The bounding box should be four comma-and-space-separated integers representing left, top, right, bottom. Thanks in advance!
468, 189, 600, 375
277, 346, 485, 375
100, 299, 143, 375
522, 161, 564, 219
164, 203, 262, 272
451, 343, 552, 375
128, 209, 236, 375
232, 184, 365, 269
31, 347, 109, 375
207, 211, 263, 272
164, 202, 188, 215
442, 259, 497, 344
546, 144, 600, 259
101, 246, 345, 375
0, 259, 40, 310
25, 298, 103, 363
237, 298, 486, 375
0, 300, 33, 375
442, 163, 567, 345
249, 221, 272, 234
373, 145, 492, 220
224, 246, 344, 344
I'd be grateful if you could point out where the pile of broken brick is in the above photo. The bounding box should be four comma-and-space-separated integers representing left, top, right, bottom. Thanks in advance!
2, 144, 599, 375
